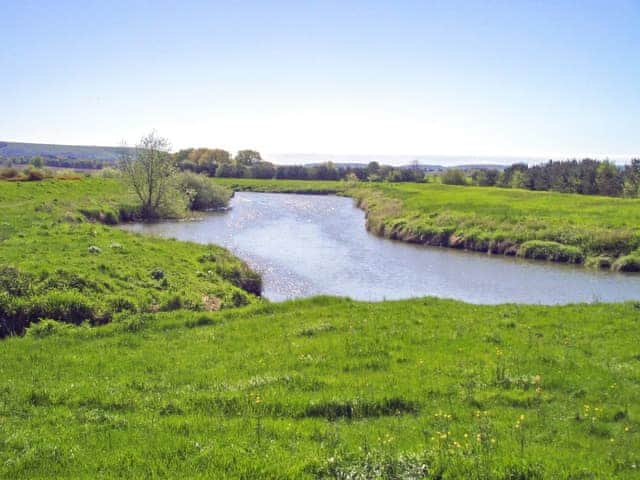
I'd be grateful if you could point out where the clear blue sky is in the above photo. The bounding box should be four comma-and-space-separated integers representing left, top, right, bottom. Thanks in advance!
2, 0, 639, 159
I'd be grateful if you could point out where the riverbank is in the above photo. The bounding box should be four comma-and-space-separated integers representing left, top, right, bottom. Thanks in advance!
215, 178, 640, 271
1, 177, 639, 478
0, 178, 261, 336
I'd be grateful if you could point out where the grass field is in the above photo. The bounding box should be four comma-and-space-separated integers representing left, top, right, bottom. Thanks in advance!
1, 298, 639, 478
1, 176, 640, 478
216, 178, 640, 269
0, 178, 260, 336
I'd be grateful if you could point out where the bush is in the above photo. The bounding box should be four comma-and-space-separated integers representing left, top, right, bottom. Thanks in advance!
517, 240, 584, 263
441, 168, 467, 185
179, 171, 232, 210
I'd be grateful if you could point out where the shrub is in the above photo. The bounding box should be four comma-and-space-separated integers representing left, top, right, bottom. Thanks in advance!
517, 241, 584, 264
179, 171, 232, 211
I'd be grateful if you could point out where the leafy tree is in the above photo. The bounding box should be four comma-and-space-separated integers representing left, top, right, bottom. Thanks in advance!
311, 162, 339, 180
119, 132, 182, 219
249, 161, 276, 179
441, 168, 466, 185
235, 150, 262, 166
366, 161, 380, 176
30, 156, 44, 168
595, 161, 622, 196
623, 159, 640, 197
215, 163, 237, 178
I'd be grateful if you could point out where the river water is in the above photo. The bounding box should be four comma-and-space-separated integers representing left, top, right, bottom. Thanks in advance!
121, 192, 640, 304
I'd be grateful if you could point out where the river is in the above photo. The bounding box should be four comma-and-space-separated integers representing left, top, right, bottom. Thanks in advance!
121, 192, 640, 304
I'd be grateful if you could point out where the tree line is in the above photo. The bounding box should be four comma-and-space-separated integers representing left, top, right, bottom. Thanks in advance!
444, 159, 640, 197
173, 148, 425, 182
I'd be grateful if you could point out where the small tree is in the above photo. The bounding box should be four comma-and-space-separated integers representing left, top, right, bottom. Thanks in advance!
119, 132, 181, 219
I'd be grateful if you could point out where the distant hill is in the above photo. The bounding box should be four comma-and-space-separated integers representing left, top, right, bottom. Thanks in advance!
0, 141, 132, 164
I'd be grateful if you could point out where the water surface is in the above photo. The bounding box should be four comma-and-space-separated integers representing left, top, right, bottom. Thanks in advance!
122, 192, 640, 304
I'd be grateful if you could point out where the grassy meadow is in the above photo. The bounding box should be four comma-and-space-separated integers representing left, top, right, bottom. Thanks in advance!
1, 176, 639, 478
0, 178, 260, 336
216, 178, 640, 269
1, 298, 639, 478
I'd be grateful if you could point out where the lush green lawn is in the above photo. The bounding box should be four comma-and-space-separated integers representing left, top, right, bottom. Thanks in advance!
1, 298, 639, 478
1, 177, 640, 478
216, 178, 640, 267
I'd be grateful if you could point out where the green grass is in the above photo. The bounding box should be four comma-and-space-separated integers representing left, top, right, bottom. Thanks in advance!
215, 177, 348, 194
0, 178, 261, 335
2, 177, 640, 478
1, 298, 639, 478
215, 178, 640, 267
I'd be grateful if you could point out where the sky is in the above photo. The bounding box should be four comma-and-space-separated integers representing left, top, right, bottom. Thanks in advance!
2, 0, 639, 163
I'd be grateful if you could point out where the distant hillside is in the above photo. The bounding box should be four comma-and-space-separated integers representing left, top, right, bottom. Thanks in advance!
0, 141, 132, 164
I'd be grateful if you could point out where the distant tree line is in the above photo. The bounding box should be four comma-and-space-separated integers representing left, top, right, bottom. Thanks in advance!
443, 159, 640, 197
1, 156, 104, 170
173, 148, 425, 182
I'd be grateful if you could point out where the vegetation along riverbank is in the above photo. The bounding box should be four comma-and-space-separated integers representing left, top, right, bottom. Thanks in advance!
216, 178, 640, 272
0, 177, 260, 336
0, 174, 638, 478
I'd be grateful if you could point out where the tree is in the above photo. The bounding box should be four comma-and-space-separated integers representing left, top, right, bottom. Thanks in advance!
623, 159, 640, 197
30, 156, 44, 168
235, 149, 262, 166
441, 168, 466, 185
249, 161, 276, 179
595, 161, 622, 197
366, 161, 380, 178
119, 132, 180, 219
